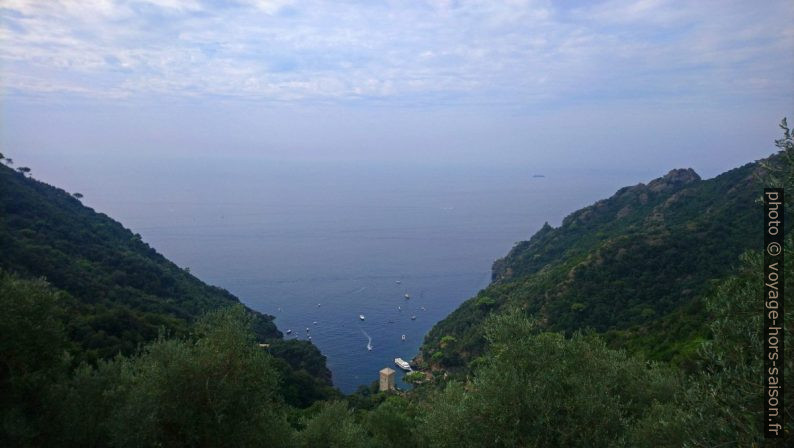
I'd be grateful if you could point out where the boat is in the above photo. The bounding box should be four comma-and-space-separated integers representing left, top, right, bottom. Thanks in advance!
397, 306, 401, 311
404, 293, 410, 299
394, 358, 412, 371
396, 280, 401, 284
359, 314, 365, 320
313, 321, 318, 325
401, 334, 406, 341
286, 329, 292, 334
420, 306, 425, 311
411, 315, 416, 320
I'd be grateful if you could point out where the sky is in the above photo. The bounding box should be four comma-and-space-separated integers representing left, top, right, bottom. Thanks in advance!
1, 0, 793, 179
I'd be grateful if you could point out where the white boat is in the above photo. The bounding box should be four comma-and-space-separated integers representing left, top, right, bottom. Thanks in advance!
404, 293, 410, 299
411, 315, 416, 320
396, 280, 401, 284
401, 334, 406, 341
394, 358, 412, 371
359, 314, 365, 320
286, 329, 292, 334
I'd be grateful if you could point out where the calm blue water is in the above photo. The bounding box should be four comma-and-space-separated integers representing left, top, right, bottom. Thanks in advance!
47, 157, 646, 393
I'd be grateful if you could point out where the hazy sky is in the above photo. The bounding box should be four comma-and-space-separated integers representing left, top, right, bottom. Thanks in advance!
1, 0, 793, 178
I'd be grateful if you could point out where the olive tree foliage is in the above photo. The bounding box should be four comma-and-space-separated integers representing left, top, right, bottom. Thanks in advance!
421, 309, 683, 448
634, 237, 792, 447
53, 305, 294, 448
695, 250, 775, 443
759, 117, 794, 197
0, 272, 69, 447
363, 395, 425, 448
52, 358, 129, 447
295, 400, 371, 448
638, 123, 794, 446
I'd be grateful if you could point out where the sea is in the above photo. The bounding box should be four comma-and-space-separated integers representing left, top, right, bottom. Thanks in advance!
47, 156, 647, 393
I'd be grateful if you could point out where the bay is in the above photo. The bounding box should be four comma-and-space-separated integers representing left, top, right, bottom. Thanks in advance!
59, 157, 646, 393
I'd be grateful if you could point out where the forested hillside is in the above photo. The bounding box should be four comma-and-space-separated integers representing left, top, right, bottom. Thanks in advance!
0, 163, 335, 410
421, 155, 791, 370
0, 163, 280, 357
1, 122, 792, 446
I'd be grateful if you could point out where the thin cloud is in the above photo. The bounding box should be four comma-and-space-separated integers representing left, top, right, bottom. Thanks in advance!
0, 0, 791, 106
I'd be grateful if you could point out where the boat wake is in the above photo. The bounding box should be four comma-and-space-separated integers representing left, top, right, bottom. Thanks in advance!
360, 328, 373, 351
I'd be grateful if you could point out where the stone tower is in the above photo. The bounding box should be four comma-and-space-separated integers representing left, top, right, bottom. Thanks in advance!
379, 367, 395, 391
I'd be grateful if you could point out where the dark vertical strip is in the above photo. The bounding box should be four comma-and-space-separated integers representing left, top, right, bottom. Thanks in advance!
763, 188, 784, 439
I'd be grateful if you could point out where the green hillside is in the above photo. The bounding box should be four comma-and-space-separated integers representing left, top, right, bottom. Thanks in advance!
421, 156, 789, 370
0, 163, 334, 401
1, 123, 791, 446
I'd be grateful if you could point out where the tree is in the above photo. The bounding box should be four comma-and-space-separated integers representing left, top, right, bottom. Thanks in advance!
111, 306, 293, 447
421, 310, 683, 447
759, 117, 794, 197
365, 395, 424, 448
634, 124, 794, 446
17, 166, 31, 176
632, 238, 793, 446
51, 359, 127, 447
403, 371, 424, 384
666, 122, 794, 446
72, 193, 84, 199
5, 158, 13, 165
296, 401, 369, 448
0, 272, 69, 446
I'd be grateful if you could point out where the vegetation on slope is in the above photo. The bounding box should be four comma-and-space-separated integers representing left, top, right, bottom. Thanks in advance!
4, 236, 789, 446
0, 162, 335, 409
0, 162, 274, 358
421, 152, 791, 371
1, 121, 792, 446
